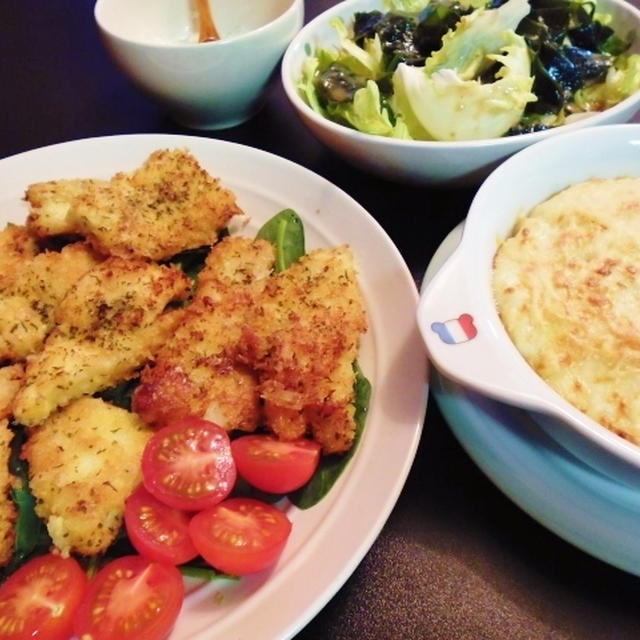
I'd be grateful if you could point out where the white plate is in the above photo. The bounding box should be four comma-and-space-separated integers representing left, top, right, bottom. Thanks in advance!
425, 224, 640, 576
0, 134, 427, 639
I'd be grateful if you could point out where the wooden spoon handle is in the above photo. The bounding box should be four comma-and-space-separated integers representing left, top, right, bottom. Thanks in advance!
195, 0, 220, 42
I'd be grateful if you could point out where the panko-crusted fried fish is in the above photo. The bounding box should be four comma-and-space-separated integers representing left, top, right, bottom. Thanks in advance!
0, 242, 100, 361
0, 419, 16, 566
241, 246, 367, 454
22, 397, 152, 556
13, 256, 190, 427
25, 178, 107, 238
67, 148, 241, 260
0, 365, 24, 420
0, 225, 38, 291
133, 236, 276, 430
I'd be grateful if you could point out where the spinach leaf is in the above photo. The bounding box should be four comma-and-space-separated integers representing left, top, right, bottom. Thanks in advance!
164, 244, 211, 281
256, 209, 305, 272
3, 425, 51, 577
289, 362, 372, 510
179, 557, 237, 582
230, 475, 285, 503
94, 377, 138, 411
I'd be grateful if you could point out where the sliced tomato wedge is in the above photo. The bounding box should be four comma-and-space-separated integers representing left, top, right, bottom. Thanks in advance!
73, 555, 184, 640
0, 553, 87, 640
189, 497, 292, 576
141, 417, 236, 511
124, 485, 198, 565
231, 435, 321, 494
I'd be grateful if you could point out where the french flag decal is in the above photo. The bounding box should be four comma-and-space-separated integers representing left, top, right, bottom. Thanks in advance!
431, 313, 477, 345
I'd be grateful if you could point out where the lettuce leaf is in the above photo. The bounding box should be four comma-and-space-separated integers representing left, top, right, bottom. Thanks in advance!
342, 81, 411, 137
391, 0, 536, 140
425, 0, 531, 78
298, 56, 326, 116
330, 17, 385, 79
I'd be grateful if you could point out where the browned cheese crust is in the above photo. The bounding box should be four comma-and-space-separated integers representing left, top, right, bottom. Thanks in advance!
493, 176, 640, 445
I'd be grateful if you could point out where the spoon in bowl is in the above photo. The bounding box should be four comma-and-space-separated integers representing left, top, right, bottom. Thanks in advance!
194, 0, 220, 42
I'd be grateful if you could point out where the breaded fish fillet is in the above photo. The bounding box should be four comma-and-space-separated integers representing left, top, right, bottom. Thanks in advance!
241, 246, 367, 454
0, 225, 38, 291
0, 242, 100, 361
133, 236, 275, 430
12, 256, 190, 427
68, 149, 241, 260
0, 419, 16, 566
0, 365, 24, 420
22, 397, 152, 556
26, 179, 107, 238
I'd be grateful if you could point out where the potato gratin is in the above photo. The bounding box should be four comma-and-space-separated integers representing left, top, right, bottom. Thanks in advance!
493, 176, 640, 446
0, 149, 367, 564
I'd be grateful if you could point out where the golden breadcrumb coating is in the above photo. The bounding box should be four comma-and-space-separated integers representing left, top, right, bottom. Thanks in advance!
133, 236, 275, 430
25, 179, 107, 238
12, 257, 190, 427
0, 225, 38, 290
51, 255, 189, 336
241, 246, 367, 454
0, 365, 24, 420
0, 297, 45, 362
0, 242, 100, 361
22, 397, 152, 556
0, 420, 16, 566
67, 148, 241, 260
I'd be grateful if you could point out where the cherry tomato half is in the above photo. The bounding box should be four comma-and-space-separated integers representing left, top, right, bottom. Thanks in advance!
124, 485, 198, 565
73, 555, 184, 640
231, 435, 321, 494
0, 553, 87, 640
189, 497, 292, 576
142, 417, 236, 511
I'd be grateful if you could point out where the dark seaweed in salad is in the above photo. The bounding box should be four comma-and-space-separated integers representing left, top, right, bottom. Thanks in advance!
509, 0, 634, 132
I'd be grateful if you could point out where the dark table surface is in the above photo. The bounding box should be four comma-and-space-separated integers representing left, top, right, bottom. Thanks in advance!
2, 1, 640, 638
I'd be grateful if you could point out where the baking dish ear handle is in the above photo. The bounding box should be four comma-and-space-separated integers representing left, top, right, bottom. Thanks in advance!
417, 247, 556, 413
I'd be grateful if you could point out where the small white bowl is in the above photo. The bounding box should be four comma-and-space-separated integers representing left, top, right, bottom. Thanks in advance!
418, 123, 640, 489
281, 0, 640, 185
95, 0, 304, 130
